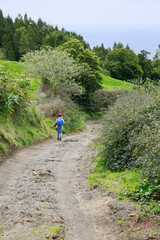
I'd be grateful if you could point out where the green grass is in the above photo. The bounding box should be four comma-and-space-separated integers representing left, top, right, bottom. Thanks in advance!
88, 167, 140, 197
31, 225, 62, 239
0, 60, 24, 74
0, 142, 7, 155
89, 155, 160, 214
0, 107, 55, 155
102, 74, 133, 90
0, 60, 42, 99
0, 61, 54, 155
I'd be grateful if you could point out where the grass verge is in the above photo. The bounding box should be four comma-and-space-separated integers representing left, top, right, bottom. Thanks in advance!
89, 151, 160, 216
0, 106, 54, 157
102, 74, 133, 90
0, 60, 42, 99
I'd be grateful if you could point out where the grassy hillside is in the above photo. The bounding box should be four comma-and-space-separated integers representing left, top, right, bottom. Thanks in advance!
0, 60, 24, 74
102, 74, 133, 90
0, 60, 54, 158
0, 60, 41, 99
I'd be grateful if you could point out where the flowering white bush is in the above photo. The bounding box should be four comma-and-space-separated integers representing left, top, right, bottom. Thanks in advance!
23, 47, 85, 97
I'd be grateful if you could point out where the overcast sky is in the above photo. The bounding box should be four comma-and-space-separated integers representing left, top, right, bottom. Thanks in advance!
1, 0, 160, 57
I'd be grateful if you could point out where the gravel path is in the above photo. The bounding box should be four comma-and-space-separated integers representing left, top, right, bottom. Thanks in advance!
0, 121, 126, 240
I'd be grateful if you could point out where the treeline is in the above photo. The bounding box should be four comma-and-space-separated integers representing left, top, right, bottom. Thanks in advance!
1, 9, 160, 85
0, 9, 89, 61
93, 43, 160, 84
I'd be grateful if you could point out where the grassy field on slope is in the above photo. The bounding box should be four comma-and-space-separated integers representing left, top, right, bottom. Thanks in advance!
102, 74, 133, 90
0, 60, 53, 157
0, 60, 41, 99
0, 60, 24, 74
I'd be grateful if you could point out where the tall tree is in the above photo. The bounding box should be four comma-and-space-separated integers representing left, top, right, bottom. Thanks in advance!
106, 48, 143, 80
2, 15, 15, 60
36, 18, 49, 48
43, 30, 68, 48
113, 41, 124, 49
154, 44, 160, 59
0, 9, 5, 47
150, 58, 160, 81
59, 39, 102, 95
126, 43, 130, 50
138, 50, 153, 83
93, 44, 110, 60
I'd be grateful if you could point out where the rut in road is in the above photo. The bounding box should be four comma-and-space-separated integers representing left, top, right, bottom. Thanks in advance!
0, 121, 119, 240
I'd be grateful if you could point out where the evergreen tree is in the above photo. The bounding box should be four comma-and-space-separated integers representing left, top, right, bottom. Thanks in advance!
126, 43, 130, 50
93, 44, 111, 70
113, 41, 124, 49
106, 48, 143, 80
138, 50, 152, 83
0, 9, 5, 47
2, 15, 15, 60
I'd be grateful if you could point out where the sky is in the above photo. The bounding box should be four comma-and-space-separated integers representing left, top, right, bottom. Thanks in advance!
1, 0, 160, 58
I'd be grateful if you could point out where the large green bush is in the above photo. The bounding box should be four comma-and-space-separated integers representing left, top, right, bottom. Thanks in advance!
0, 74, 29, 115
99, 86, 160, 200
93, 89, 124, 111
63, 110, 88, 133
105, 48, 143, 81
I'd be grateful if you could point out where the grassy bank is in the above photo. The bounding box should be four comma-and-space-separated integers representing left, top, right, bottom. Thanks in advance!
0, 60, 54, 157
0, 106, 54, 157
0, 60, 41, 99
102, 74, 133, 90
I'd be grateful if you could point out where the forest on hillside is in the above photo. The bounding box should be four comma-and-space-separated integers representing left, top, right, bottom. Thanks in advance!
1, 9, 160, 85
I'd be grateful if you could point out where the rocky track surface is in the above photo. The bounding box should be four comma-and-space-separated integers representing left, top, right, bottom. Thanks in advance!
1, 121, 158, 240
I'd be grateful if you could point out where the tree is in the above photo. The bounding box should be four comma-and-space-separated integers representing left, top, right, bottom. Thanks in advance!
2, 15, 15, 60
93, 44, 111, 70
14, 14, 25, 29
126, 43, 130, 50
58, 39, 102, 95
23, 47, 85, 97
105, 48, 143, 80
36, 18, 50, 48
154, 44, 160, 59
113, 41, 124, 49
0, 9, 5, 47
150, 58, 160, 82
0, 12, 90, 61
43, 30, 69, 48
138, 50, 153, 83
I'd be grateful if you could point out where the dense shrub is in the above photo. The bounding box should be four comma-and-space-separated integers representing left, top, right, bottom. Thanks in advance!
93, 89, 124, 111
0, 104, 53, 155
63, 110, 88, 133
0, 74, 29, 115
105, 48, 143, 80
99, 86, 160, 200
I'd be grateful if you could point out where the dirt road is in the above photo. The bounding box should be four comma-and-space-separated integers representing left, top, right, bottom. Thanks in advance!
0, 121, 130, 239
